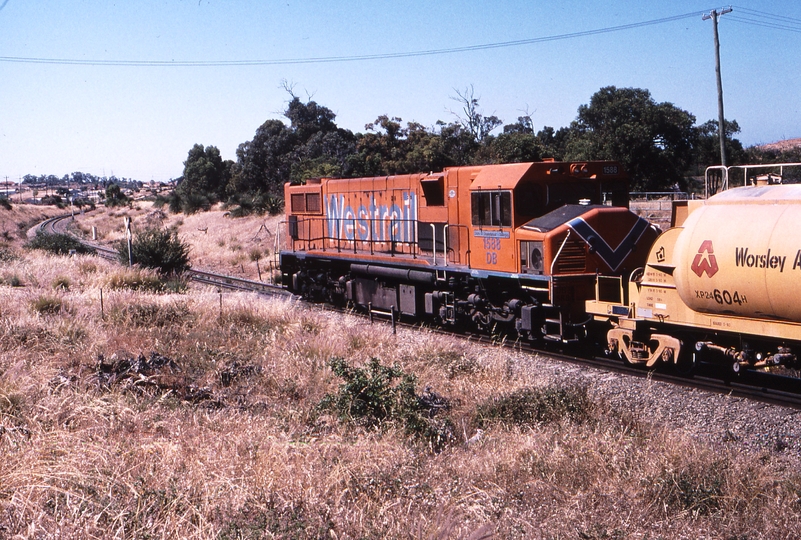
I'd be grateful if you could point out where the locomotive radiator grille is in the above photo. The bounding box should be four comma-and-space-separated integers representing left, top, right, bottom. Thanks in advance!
554, 237, 587, 273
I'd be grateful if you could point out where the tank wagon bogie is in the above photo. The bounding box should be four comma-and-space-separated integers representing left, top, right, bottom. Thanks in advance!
587, 183, 801, 374
281, 161, 659, 343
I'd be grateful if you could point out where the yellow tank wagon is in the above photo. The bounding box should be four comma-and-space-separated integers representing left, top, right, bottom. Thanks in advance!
587, 184, 801, 373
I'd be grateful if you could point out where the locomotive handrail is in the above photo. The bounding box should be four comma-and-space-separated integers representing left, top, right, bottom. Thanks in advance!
629, 191, 689, 201
430, 224, 437, 266
550, 230, 572, 275
284, 213, 472, 267
285, 215, 422, 258
705, 162, 801, 197
434, 223, 449, 266
443, 223, 470, 267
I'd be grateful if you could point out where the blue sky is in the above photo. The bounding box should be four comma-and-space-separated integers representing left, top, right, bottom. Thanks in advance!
0, 1, 799, 183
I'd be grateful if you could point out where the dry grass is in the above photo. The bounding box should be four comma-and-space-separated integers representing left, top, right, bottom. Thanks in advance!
1, 245, 801, 538
0, 203, 65, 247
71, 203, 284, 282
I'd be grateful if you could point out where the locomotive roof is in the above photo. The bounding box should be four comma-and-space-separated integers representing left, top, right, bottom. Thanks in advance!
470, 162, 534, 190
709, 184, 801, 204
520, 204, 606, 232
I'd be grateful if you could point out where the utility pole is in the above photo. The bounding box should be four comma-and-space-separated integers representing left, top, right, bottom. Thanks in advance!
703, 7, 732, 168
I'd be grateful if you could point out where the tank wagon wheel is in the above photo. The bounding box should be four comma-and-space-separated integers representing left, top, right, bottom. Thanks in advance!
673, 343, 696, 376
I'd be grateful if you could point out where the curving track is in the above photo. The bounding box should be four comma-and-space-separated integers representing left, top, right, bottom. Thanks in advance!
36, 214, 291, 297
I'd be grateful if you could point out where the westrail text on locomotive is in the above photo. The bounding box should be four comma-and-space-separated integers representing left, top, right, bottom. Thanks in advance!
326, 192, 417, 243
733, 247, 798, 272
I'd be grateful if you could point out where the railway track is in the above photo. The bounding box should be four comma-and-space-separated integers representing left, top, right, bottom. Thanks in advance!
428, 322, 801, 410
303, 298, 801, 410
31, 213, 74, 237
39, 214, 801, 409
38, 214, 291, 297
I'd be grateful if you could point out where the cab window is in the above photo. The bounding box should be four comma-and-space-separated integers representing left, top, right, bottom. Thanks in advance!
471, 191, 511, 227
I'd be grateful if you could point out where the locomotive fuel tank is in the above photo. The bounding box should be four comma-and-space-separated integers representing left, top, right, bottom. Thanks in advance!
672, 185, 801, 322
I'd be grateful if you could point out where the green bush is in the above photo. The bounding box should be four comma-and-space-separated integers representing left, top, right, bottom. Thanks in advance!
180, 192, 212, 214
318, 357, 454, 451
25, 232, 96, 256
0, 197, 12, 210
117, 227, 190, 276
40, 195, 65, 208
104, 184, 129, 207
153, 192, 212, 215
475, 383, 595, 428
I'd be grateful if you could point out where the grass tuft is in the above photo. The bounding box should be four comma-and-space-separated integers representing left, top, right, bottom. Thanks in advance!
30, 294, 65, 315
475, 383, 595, 428
107, 299, 193, 328
104, 267, 170, 292
647, 456, 728, 515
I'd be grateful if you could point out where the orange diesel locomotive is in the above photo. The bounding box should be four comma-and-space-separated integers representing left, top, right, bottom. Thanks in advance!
281, 160, 660, 342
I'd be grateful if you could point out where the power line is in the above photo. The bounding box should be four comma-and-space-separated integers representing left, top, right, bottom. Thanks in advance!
727, 15, 801, 34
0, 11, 702, 67
727, 6, 801, 33
733, 6, 801, 25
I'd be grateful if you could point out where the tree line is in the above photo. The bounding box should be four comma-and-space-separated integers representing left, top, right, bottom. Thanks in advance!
171, 85, 801, 214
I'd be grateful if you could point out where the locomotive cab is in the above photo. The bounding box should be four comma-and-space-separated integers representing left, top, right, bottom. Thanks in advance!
467, 161, 632, 275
